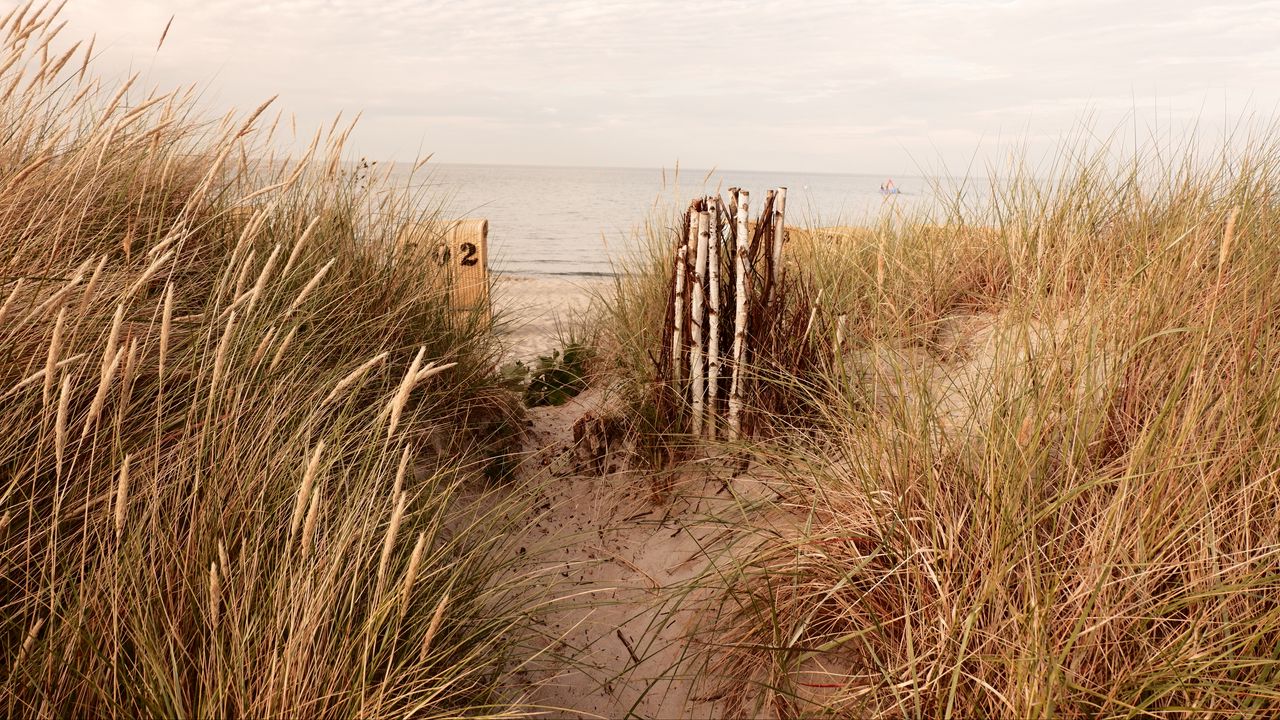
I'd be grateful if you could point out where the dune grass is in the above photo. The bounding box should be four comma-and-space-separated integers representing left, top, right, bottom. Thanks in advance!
8, 1, 1280, 715
600, 135, 1280, 716
0, 5, 537, 717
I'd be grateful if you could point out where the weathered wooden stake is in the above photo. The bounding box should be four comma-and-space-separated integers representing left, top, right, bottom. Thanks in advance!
761, 189, 777, 309
771, 187, 787, 288
705, 197, 722, 438
805, 287, 824, 338
728, 190, 750, 441
690, 208, 710, 436
672, 209, 690, 385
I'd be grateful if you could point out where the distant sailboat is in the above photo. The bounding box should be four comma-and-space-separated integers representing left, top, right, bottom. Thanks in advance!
879, 178, 901, 196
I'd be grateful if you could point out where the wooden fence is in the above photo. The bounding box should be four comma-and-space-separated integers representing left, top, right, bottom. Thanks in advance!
659, 187, 793, 441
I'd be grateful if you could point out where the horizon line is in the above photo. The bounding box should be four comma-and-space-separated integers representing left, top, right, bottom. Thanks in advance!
351, 157, 934, 180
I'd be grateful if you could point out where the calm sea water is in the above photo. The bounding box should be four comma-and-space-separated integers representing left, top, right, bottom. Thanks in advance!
411, 164, 938, 278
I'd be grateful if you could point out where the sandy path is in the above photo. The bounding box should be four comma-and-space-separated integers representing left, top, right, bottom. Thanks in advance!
502, 389, 765, 719
489, 276, 776, 717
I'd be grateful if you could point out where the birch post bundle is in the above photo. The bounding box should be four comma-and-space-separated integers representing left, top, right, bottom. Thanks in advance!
658, 187, 790, 446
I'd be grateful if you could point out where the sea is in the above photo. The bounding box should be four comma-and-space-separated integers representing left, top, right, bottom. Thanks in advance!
407, 164, 941, 278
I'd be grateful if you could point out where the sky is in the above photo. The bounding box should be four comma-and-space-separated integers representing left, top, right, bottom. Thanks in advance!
28, 0, 1280, 175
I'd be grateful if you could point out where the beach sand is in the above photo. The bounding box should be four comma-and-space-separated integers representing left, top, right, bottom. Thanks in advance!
493, 274, 611, 361
502, 387, 767, 718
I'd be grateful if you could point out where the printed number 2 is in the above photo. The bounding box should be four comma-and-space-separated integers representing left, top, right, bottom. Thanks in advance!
433, 242, 478, 267
459, 242, 478, 266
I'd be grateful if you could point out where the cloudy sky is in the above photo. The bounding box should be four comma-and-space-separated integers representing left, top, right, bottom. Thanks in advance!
36, 0, 1280, 174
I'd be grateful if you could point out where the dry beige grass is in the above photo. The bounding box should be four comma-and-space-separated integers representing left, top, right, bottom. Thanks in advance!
603, 136, 1280, 717
0, 4, 535, 717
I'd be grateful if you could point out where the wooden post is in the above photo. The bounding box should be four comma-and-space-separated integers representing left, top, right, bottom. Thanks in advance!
728, 190, 750, 441
705, 197, 722, 439
672, 209, 690, 386
760, 189, 776, 310
396, 218, 491, 321
689, 209, 710, 436
446, 218, 490, 317
805, 288, 824, 338
771, 187, 787, 290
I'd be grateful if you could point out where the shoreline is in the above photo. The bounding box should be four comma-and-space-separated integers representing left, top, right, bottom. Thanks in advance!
493, 273, 612, 361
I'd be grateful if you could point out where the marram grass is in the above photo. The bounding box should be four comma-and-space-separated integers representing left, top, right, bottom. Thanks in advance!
603, 133, 1280, 716
0, 4, 534, 718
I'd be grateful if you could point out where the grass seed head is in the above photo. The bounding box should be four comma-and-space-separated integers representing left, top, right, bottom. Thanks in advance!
209, 310, 238, 395
324, 350, 389, 405
375, 491, 408, 604
289, 441, 325, 542
208, 562, 220, 636
54, 371, 72, 474
285, 256, 335, 316
113, 453, 130, 538
401, 531, 427, 617
268, 325, 298, 373
80, 344, 124, 440
158, 283, 173, 379
386, 347, 426, 439
300, 482, 321, 562
42, 306, 65, 407
419, 590, 450, 664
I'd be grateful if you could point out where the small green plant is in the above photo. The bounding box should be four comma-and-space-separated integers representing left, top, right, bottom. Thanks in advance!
523, 343, 593, 407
